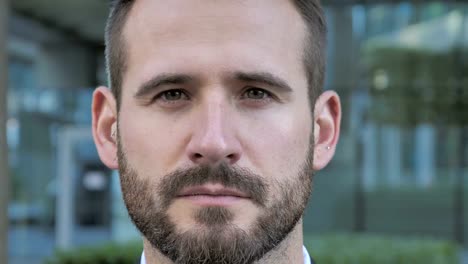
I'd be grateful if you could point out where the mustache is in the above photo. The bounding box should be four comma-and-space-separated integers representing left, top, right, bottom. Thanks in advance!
157, 163, 268, 209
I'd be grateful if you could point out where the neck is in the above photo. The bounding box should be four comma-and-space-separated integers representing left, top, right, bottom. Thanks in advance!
254, 219, 304, 264
143, 219, 305, 264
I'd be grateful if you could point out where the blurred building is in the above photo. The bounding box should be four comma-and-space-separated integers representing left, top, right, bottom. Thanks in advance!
2, 1, 468, 264
5, 2, 138, 264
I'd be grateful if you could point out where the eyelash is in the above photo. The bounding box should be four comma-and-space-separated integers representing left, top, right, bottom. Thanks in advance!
152, 89, 190, 103
241, 87, 273, 101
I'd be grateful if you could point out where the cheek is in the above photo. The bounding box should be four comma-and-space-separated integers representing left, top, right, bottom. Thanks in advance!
118, 108, 191, 179
242, 108, 312, 182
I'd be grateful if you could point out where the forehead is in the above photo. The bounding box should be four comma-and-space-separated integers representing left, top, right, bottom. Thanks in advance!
121, 0, 307, 86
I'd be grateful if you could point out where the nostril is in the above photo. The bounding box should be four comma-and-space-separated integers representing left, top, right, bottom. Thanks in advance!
226, 153, 240, 164
194, 153, 203, 159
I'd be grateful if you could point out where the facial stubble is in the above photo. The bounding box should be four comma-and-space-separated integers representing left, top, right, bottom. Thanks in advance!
117, 134, 314, 264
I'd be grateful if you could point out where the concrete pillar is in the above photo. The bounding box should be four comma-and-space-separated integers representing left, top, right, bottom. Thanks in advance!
362, 122, 377, 189
381, 125, 402, 186
415, 124, 435, 187
0, 1, 10, 263
56, 128, 76, 249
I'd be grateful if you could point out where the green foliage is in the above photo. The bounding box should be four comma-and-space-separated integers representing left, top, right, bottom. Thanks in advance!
45, 234, 459, 264
45, 241, 143, 264
306, 234, 459, 264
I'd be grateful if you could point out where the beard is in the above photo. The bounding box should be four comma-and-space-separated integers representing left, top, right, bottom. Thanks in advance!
117, 137, 314, 264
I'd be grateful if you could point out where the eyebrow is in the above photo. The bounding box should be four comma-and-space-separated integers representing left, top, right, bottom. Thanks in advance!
133, 71, 293, 99
233, 71, 293, 93
134, 74, 194, 99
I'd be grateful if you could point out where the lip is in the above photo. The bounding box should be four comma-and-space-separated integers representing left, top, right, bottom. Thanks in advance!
176, 184, 250, 206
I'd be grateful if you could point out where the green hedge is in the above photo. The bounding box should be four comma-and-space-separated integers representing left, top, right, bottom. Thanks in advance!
46, 234, 459, 264
306, 234, 459, 264
45, 241, 143, 264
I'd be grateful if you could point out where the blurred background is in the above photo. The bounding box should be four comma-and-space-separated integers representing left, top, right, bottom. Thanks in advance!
0, 0, 468, 264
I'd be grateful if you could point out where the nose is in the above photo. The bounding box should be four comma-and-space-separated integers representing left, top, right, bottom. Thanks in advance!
186, 99, 242, 166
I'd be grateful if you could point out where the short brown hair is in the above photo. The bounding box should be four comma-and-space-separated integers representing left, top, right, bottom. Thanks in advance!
105, 0, 327, 110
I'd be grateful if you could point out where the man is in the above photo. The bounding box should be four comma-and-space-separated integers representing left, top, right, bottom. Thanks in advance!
92, 0, 341, 263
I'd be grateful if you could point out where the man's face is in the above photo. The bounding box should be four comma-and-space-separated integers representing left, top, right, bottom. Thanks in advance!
117, 0, 313, 262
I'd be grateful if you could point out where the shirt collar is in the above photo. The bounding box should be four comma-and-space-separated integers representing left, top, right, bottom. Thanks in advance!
141, 246, 311, 264
303, 245, 312, 264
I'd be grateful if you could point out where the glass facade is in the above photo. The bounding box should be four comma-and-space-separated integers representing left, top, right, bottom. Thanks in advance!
305, 2, 468, 244
5, 1, 468, 264
7, 57, 116, 263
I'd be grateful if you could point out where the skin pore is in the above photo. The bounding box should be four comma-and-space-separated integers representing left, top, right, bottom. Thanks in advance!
92, 0, 341, 263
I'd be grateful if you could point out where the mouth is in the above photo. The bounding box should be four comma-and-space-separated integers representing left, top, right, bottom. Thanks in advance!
176, 183, 250, 206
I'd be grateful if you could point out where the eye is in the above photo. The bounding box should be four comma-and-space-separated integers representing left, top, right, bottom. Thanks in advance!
242, 88, 271, 100
155, 89, 189, 102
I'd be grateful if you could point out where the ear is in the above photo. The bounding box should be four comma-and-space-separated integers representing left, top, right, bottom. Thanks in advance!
92, 86, 119, 170
312, 90, 341, 171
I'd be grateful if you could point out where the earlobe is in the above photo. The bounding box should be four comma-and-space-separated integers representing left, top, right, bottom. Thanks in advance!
92, 86, 119, 170
312, 91, 341, 171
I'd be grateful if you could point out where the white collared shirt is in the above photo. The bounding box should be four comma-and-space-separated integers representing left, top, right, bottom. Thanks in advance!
141, 246, 311, 264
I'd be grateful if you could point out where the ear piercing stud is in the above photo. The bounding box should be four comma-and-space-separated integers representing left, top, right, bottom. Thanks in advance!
326, 146, 331, 150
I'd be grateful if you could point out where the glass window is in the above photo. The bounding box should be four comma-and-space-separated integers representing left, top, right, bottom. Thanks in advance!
305, 2, 468, 246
